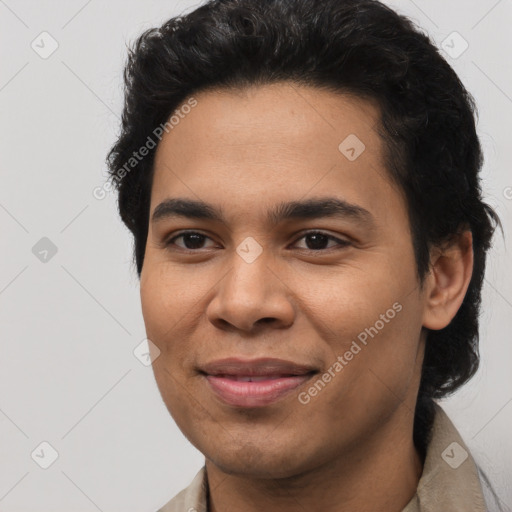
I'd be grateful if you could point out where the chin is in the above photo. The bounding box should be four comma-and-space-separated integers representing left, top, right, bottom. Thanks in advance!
204, 440, 315, 480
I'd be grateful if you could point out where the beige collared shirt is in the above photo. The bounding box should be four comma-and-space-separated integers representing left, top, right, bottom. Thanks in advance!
156, 403, 490, 512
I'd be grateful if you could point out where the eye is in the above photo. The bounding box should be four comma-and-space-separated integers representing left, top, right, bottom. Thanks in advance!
165, 231, 218, 251
292, 231, 351, 251
164, 230, 351, 252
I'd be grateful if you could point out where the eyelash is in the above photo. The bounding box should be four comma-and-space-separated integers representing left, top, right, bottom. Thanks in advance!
164, 230, 351, 253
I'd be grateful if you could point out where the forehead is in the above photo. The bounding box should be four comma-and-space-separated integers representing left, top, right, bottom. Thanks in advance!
155, 82, 383, 157
150, 82, 398, 224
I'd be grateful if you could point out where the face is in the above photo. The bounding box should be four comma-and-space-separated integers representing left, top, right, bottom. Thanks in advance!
140, 82, 429, 479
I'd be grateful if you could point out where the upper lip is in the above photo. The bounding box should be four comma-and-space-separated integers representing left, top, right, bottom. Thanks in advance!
200, 357, 318, 377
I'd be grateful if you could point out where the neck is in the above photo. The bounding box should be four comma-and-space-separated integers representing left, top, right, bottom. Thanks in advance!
205, 408, 424, 512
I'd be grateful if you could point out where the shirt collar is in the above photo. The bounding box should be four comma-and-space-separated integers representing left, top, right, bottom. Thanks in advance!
402, 402, 487, 512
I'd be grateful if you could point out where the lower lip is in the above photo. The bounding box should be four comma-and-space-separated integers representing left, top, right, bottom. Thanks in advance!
204, 374, 315, 407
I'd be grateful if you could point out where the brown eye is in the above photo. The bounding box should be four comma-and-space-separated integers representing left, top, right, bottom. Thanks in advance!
293, 231, 351, 251
166, 231, 217, 250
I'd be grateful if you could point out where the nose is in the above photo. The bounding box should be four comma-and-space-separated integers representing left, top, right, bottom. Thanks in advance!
206, 253, 295, 333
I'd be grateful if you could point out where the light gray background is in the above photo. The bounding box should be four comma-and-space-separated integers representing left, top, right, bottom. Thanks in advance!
1, 1, 511, 510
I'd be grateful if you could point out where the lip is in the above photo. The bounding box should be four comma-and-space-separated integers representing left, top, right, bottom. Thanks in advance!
200, 357, 318, 377
199, 357, 318, 408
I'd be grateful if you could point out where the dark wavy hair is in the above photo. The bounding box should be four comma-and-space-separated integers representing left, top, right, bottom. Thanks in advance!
106, 0, 501, 456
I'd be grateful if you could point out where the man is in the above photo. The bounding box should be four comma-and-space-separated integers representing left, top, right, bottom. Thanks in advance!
106, 0, 503, 510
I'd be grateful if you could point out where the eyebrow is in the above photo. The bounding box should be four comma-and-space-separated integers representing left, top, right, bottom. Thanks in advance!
151, 197, 375, 229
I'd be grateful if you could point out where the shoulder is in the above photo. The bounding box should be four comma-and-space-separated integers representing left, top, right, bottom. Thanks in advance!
413, 403, 489, 511
155, 466, 208, 512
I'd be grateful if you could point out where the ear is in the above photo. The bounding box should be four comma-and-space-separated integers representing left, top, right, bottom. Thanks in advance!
422, 230, 474, 331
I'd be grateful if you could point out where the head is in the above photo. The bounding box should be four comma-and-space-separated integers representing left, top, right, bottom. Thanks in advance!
106, 0, 501, 473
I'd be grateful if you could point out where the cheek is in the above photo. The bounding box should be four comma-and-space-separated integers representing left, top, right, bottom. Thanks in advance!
298, 263, 423, 402
140, 261, 205, 341
289, 262, 410, 347
140, 265, 199, 421
301, 304, 423, 450
139, 260, 220, 397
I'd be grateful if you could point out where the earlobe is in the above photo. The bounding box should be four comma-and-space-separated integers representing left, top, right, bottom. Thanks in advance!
422, 230, 474, 331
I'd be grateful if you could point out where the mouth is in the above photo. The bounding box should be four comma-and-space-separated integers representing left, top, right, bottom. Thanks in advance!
203, 373, 317, 407
211, 374, 306, 382
199, 357, 319, 407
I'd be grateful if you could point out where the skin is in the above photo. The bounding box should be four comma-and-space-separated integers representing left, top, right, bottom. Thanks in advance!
140, 82, 474, 512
